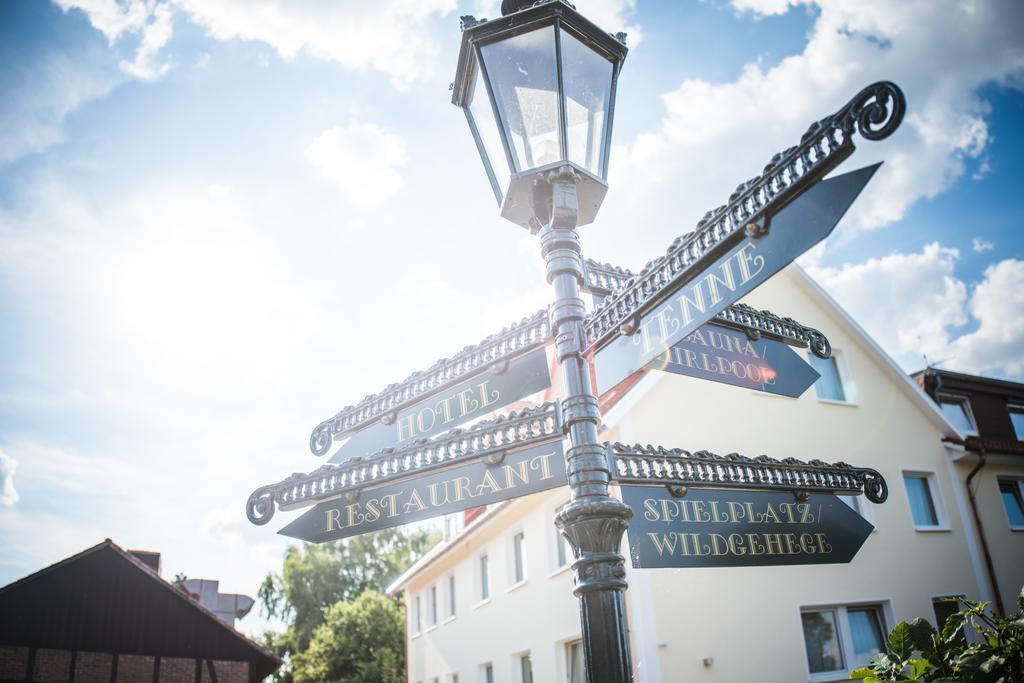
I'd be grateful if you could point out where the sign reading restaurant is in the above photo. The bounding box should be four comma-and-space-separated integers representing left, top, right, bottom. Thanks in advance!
282, 441, 567, 543
622, 487, 874, 569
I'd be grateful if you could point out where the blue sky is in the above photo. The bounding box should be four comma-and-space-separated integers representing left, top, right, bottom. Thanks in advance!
1, 0, 1022, 636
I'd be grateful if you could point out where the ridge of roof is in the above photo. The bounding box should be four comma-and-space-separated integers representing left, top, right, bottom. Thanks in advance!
0, 538, 280, 666
787, 264, 962, 439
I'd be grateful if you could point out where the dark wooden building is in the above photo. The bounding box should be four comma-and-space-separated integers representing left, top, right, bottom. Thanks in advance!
0, 540, 280, 682
914, 368, 1024, 614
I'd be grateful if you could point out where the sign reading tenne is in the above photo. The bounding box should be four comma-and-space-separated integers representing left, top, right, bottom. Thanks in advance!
622, 487, 873, 569
283, 441, 566, 543
648, 323, 820, 398
593, 164, 879, 393
330, 347, 551, 464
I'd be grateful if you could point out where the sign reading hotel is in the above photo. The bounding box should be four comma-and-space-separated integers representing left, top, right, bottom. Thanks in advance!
592, 164, 878, 393
622, 487, 873, 569
283, 441, 566, 543
330, 347, 551, 464
648, 323, 820, 398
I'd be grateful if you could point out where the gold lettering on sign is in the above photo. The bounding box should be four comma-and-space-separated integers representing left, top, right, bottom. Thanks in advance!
393, 379, 506, 443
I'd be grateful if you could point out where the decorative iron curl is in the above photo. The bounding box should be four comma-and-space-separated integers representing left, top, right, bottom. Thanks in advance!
860, 467, 888, 503
844, 81, 906, 142
310, 423, 333, 457
246, 487, 276, 526
806, 327, 831, 359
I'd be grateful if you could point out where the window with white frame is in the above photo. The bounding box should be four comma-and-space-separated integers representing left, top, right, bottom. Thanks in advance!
553, 501, 573, 570
566, 641, 584, 683
519, 653, 533, 683
939, 393, 977, 435
932, 595, 966, 646
902, 471, 947, 529
414, 595, 422, 634
444, 513, 464, 540
448, 674, 459, 683
478, 553, 490, 602
446, 573, 457, 618
429, 584, 438, 626
480, 663, 494, 683
1009, 404, 1024, 441
808, 352, 850, 403
998, 478, 1024, 529
512, 531, 527, 584
801, 604, 887, 680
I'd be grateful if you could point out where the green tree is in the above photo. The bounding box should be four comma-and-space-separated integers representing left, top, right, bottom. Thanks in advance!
259, 527, 438, 679
291, 589, 405, 683
851, 586, 1024, 682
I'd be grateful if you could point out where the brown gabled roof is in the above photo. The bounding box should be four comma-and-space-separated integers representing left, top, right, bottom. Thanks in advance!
0, 539, 280, 679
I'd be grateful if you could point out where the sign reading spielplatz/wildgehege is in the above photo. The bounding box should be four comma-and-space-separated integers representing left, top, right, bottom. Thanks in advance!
281, 440, 566, 543
622, 487, 874, 569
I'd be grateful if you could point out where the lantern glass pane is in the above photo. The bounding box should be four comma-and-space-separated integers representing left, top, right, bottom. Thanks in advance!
560, 28, 613, 177
468, 63, 510, 203
480, 25, 561, 172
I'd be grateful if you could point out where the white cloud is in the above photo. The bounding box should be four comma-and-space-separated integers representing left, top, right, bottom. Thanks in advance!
972, 237, 994, 252
610, 0, 1024, 249
806, 244, 1024, 380
119, 2, 175, 80
948, 259, 1024, 378
0, 51, 119, 165
0, 450, 18, 507
807, 242, 967, 367
172, 0, 457, 88
55, 0, 150, 42
305, 122, 407, 209
57, 0, 174, 80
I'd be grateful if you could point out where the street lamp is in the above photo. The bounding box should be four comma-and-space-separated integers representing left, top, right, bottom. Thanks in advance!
453, 2, 635, 681
452, 0, 628, 229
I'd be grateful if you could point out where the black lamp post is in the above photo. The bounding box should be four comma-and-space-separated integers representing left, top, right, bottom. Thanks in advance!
453, 2, 635, 681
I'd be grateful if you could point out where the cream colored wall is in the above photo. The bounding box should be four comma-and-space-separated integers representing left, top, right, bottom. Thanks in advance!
604, 269, 982, 682
952, 459, 1024, 610
403, 266, 992, 683
404, 490, 583, 683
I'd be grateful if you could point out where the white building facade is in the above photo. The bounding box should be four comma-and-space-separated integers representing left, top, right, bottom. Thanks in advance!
390, 266, 1024, 683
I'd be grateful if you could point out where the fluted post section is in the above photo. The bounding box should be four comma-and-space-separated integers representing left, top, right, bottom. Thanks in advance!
540, 168, 634, 683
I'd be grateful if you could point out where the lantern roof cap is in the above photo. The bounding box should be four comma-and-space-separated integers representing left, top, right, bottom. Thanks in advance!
452, 0, 627, 108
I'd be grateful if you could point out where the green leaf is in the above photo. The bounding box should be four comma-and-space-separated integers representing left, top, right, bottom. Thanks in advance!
849, 667, 874, 680
888, 622, 915, 660
907, 618, 937, 652
907, 658, 930, 679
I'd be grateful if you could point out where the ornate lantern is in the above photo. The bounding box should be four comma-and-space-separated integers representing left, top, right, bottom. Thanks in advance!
452, 0, 628, 229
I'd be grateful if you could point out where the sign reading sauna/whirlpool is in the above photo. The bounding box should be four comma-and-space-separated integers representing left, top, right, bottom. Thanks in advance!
591, 164, 879, 393
329, 347, 551, 464
281, 441, 566, 543
622, 487, 873, 569
647, 323, 820, 398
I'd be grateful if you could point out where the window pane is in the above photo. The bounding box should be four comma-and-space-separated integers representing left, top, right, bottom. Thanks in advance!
1010, 408, 1024, 440
802, 610, 844, 673
484, 664, 494, 683
848, 608, 884, 661
904, 476, 939, 526
449, 575, 456, 616
514, 532, 525, 583
999, 481, 1024, 527
568, 642, 585, 683
415, 596, 421, 632
932, 596, 965, 645
430, 586, 437, 624
809, 355, 846, 402
520, 654, 533, 683
481, 26, 561, 172
560, 29, 613, 176
940, 398, 976, 434
480, 555, 489, 600
468, 65, 510, 204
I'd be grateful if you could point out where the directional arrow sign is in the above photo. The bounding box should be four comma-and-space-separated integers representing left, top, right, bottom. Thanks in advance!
622, 487, 873, 569
593, 163, 879, 393
280, 440, 566, 543
647, 323, 820, 398
329, 347, 551, 464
